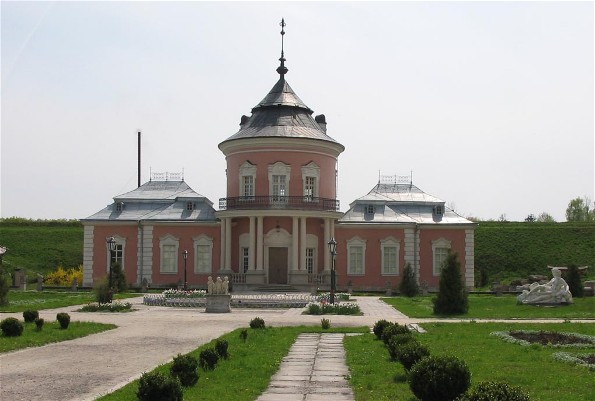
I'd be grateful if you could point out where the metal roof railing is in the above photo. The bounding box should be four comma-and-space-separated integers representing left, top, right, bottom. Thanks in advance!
219, 196, 339, 212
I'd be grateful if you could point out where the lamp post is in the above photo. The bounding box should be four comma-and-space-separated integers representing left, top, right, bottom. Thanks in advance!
327, 237, 337, 304
183, 250, 188, 291
107, 237, 116, 301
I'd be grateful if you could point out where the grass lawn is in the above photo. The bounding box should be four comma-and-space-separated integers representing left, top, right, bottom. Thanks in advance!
345, 322, 595, 401
0, 290, 141, 312
0, 321, 116, 353
98, 326, 369, 401
381, 294, 595, 319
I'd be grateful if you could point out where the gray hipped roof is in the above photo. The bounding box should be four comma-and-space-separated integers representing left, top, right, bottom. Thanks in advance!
340, 182, 474, 225
82, 180, 217, 222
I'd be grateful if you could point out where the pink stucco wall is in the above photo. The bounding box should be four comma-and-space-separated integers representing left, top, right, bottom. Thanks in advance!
418, 228, 467, 288
92, 225, 139, 285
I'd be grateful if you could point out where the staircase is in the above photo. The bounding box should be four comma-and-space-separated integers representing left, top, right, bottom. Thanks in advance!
253, 284, 301, 293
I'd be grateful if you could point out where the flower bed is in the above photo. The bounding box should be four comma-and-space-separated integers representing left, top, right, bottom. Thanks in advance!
305, 301, 361, 315
552, 351, 595, 370
490, 330, 595, 348
143, 293, 318, 308
163, 289, 206, 298
78, 302, 133, 312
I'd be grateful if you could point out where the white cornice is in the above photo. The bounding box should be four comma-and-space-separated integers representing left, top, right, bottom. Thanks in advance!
218, 137, 345, 158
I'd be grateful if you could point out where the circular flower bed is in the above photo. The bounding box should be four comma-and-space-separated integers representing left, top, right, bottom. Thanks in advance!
490, 330, 595, 349
552, 352, 595, 371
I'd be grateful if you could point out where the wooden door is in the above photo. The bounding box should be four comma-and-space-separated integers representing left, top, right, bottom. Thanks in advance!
268, 247, 288, 284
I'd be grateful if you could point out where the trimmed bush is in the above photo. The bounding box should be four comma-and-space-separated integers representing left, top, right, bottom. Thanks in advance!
409, 355, 471, 401
215, 339, 229, 359
433, 252, 469, 315
94, 278, 113, 305
111, 262, 127, 293
170, 353, 199, 387
457, 381, 530, 401
0, 317, 24, 337
308, 303, 321, 315
321, 318, 331, 329
23, 310, 39, 323
34, 317, 44, 331
240, 329, 248, 343
387, 333, 416, 361
399, 263, 420, 297
0, 269, 9, 306
249, 317, 265, 329
199, 348, 219, 370
373, 319, 391, 340
395, 341, 430, 371
56, 312, 70, 329
381, 323, 411, 345
137, 371, 183, 401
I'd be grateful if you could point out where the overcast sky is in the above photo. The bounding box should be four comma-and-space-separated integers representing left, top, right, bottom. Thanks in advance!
1, 1, 593, 222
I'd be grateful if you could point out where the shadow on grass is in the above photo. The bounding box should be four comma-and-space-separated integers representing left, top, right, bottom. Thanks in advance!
393, 373, 408, 383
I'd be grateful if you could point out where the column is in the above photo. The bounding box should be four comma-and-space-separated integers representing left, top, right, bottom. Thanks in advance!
292, 217, 299, 270
324, 218, 330, 271
220, 218, 226, 270
256, 216, 264, 270
300, 217, 307, 270
249, 217, 255, 270
225, 217, 232, 270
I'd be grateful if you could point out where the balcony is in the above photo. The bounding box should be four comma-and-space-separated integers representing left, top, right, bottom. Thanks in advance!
219, 196, 340, 212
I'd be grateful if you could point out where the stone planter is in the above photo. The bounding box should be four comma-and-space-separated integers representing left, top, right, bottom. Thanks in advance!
205, 294, 231, 313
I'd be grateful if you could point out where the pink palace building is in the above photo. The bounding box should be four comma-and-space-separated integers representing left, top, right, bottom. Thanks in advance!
82, 25, 476, 292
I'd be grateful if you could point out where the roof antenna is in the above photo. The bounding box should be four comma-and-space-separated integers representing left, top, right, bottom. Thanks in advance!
410, 170, 413, 188
276, 18, 288, 77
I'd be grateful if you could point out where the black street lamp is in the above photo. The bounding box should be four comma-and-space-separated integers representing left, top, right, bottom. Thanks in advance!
183, 250, 188, 291
327, 237, 337, 304
107, 237, 116, 300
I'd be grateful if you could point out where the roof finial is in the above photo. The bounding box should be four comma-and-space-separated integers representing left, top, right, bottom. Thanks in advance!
276, 18, 288, 77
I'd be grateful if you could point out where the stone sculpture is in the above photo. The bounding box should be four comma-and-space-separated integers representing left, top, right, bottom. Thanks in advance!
517, 267, 573, 305
207, 276, 214, 294
207, 276, 229, 295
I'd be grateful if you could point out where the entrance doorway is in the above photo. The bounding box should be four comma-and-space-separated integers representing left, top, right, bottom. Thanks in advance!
268, 247, 288, 284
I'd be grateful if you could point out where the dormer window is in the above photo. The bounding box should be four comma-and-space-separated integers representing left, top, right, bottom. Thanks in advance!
365, 205, 375, 215
115, 202, 124, 212
433, 205, 444, 216
186, 202, 195, 211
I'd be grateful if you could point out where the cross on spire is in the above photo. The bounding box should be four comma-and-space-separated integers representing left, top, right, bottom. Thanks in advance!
276, 18, 288, 77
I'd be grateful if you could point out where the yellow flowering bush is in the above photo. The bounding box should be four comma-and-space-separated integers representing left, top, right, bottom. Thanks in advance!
44, 265, 83, 286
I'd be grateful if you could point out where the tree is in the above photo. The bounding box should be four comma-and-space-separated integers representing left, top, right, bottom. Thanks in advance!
524, 214, 535, 223
565, 264, 583, 298
565, 197, 594, 222
111, 262, 127, 293
432, 252, 468, 315
536, 212, 555, 223
399, 263, 419, 297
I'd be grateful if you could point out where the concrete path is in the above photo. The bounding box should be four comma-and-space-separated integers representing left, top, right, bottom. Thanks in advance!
256, 333, 354, 401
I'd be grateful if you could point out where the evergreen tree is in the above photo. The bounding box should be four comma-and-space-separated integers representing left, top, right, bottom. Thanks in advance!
432, 251, 468, 315
565, 264, 583, 298
0, 267, 9, 306
399, 263, 419, 297
111, 262, 127, 293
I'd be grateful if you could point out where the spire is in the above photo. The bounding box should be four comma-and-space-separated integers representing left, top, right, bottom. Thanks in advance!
276, 18, 288, 77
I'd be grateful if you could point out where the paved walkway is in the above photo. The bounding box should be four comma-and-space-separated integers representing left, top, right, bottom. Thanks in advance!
1, 295, 591, 401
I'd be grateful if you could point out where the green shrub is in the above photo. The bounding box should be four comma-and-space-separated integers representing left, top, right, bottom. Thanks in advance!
56, 312, 70, 329
23, 309, 39, 323
111, 262, 127, 293
170, 353, 199, 387
0, 317, 24, 337
199, 348, 219, 370
34, 317, 44, 331
566, 264, 583, 298
321, 318, 331, 329
399, 263, 420, 297
395, 341, 430, 371
381, 323, 411, 345
94, 278, 113, 305
137, 371, 183, 401
0, 269, 9, 306
409, 355, 471, 401
308, 303, 321, 314
433, 252, 469, 315
457, 381, 530, 401
387, 333, 416, 361
239, 329, 248, 343
215, 339, 229, 359
373, 319, 392, 340
249, 317, 265, 329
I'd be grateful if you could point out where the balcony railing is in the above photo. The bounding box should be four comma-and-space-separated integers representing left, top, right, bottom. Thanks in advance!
219, 196, 340, 212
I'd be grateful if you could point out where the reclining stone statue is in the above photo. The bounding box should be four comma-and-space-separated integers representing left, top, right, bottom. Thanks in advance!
517, 267, 573, 305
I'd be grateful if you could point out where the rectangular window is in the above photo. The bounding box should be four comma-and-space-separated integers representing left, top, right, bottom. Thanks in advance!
272, 175, 287, 201
161, 244, 177, 273
365, 205, 375, 215
186, 202, 194, 211
348, 246, 364, 275
433, 247, 449, 275
195, 245, 211, 273
304, 177, 316, 200
383, 246, 398, 275
306, 248, 314, 274
241, 247, 249, 273
110, 244, 123, 265
242, 176, 254, 198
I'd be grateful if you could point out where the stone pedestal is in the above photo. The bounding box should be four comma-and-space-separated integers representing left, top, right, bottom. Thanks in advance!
205, 294, 231, 313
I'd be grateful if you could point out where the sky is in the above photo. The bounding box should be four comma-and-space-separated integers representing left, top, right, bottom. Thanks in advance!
1, 1, 593, 222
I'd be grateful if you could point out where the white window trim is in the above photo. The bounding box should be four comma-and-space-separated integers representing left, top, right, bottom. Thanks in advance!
301, 162, 320, 200
105, 235, 126, 272
347, 236, 366, 276
432, 238, 452, 276
239, 233, 251, 271
159, 234, 179, 274
268, 162, 291, 198
193, 235, 213, 274
306, 234, 318, 274
239, 161, 257, 199
380, 237, 400, 276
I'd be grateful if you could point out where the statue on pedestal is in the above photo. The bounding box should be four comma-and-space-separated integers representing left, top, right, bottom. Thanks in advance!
517, 268, 573, 305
